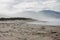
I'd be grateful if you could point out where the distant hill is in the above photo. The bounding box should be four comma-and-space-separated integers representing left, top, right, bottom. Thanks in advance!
0, 17, 36, 21
0, 10, 60, 21
12, 10, 60, 20
40, 10, 60, 19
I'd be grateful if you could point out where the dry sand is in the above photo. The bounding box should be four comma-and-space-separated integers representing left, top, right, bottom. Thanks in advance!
0, 20, 60, 40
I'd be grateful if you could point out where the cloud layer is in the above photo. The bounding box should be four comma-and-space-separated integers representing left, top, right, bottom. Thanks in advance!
0, 0, 60, 15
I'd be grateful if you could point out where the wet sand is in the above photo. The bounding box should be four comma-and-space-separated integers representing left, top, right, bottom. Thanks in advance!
0, 20, 60, 40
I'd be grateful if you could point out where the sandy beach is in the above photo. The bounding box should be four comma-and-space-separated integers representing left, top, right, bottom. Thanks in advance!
0, 20, 60, 40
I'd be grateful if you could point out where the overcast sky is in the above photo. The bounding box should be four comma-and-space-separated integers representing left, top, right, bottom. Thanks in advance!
0, 0, 60, 15
0, 0, 60, 25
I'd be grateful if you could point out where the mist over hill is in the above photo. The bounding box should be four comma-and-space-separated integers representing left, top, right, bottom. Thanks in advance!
9, 10, 60, 21
0, 14, 9, 18
40, 10, 60, 19
0, 10, 60, 22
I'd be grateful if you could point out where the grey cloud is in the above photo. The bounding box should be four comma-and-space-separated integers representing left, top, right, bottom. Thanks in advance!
14, 0, 46, 2
57, 0, 60, 2
0, 0, 60, 15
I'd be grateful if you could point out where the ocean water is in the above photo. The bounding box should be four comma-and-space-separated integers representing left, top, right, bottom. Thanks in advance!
27, 20, 60, 26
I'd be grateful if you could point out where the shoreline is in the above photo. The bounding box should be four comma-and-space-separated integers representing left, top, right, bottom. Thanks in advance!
0, 20, 60, 40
